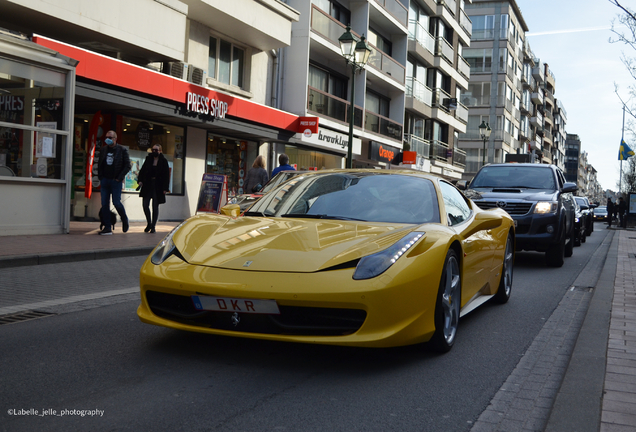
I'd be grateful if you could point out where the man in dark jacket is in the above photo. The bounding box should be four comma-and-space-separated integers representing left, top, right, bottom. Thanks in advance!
271, 153, 296, 178
607, 197, 615, 228
97, 130, 130, 235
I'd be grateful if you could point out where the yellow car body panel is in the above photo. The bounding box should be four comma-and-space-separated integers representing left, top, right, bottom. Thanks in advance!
138, 171, 514, 348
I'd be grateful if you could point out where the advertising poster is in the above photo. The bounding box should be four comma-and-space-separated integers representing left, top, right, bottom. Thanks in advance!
124, 155, 144, 192
629, 193, 636, 215
35, 122, 57, 158
196, 174, 226, 213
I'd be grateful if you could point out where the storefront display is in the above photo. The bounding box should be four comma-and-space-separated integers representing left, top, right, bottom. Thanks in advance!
206, 134, 249, 197
72, 114, 185, 195
284, 145, 342, 171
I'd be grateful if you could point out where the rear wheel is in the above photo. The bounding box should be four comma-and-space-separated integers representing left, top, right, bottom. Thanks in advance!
564, 224, 574, 258
546, 224, 566, 267
430, 249, 461, 353
493, 232, 513, 304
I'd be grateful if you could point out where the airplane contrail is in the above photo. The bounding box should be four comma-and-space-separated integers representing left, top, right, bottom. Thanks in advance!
527, 26, 612, 36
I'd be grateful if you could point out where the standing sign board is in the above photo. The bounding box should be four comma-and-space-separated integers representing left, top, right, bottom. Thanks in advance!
196, 174, 228, 214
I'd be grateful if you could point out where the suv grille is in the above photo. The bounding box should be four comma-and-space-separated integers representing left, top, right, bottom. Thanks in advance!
475, 201, 533, 216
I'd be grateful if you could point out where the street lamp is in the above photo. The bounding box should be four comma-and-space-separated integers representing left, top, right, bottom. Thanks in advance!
479, 120, 492, 167
338, 26, 372, 168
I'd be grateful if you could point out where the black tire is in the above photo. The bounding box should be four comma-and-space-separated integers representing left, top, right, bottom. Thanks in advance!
430, 249, 461, 353
581, 230, 587, 243
493, 232, 513, 304
564, 224, 574, 258
546, 225, 566, 267
574, 228, 581, 247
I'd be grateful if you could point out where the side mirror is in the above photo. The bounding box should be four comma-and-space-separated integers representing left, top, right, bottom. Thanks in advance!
456, 179, 469, 190
562, 182, 577, 193
463, 211, 503, 238
220, 204, 241, 218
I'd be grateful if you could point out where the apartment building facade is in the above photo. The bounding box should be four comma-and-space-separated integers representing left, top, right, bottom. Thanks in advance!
0, 0, 311, 235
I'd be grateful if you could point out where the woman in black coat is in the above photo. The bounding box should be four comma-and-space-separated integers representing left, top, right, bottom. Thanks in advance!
138, 144, 170, 233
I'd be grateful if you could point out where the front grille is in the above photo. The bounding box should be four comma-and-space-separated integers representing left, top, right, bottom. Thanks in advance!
146, 291, 366, 336
474, 201, 533, 216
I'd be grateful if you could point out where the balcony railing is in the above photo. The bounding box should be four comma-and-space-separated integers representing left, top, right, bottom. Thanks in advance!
310, 5, 347, 47
307, 86, 362, 127
530, 111, 543, 127
460, 95, 489, 107
471, 29, 495, 40
505, 98, 513, 114
531, 91, 544, 105
407, 134, 430, 158
468, 59, 492, 73
364, 110, 403, 141
433, 87, 452, 110
453, 146, 466, 167
368, 43, 406, 84
431, 139, 450, 161
455, 102, 468, 124
459, 9, 472, 37
374, 0, 408, 27
438, 0, 457, 15
406, 77, 433, 106
408, 20, 435, 54
435, 36, 454, 64
493, 130, 512, 145
457, 54, 470, 79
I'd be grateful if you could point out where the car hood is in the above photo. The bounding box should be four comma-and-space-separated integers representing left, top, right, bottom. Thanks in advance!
171, 214, 417, 272
467, 188, 558, 201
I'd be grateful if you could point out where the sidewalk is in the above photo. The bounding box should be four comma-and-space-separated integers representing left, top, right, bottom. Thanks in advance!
0, 221, 180, 268
0, 222, 635, 431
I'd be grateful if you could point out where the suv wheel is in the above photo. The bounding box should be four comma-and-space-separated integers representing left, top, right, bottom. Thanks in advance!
564, 223, 574, 258
546, 225, 566, 267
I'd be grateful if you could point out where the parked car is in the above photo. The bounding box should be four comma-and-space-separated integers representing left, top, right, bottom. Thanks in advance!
594, 206, 608, 221
573, 198, 586, 246
232, 170, 306, 212
574, 196, 595, 236
138, 170, 515, 352
458, 163, 576, 267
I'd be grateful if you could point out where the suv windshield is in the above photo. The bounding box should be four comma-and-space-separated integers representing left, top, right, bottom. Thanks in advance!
248, 172, 441, 224
471, 166, 556, 189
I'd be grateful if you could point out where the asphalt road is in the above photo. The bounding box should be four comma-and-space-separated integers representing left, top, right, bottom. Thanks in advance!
0, 223, 610, 432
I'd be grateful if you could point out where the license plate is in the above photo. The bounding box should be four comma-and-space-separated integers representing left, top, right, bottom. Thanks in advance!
192, 295, 280, 315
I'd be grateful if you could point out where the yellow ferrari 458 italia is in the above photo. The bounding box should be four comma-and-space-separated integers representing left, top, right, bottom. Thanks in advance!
138, 170, 515, 352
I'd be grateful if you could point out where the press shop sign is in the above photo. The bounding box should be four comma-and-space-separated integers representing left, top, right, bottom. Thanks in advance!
186, 92, 228, 119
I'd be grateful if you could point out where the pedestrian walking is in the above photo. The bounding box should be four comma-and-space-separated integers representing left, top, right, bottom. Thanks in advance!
271, 153, 296, 178
607, 198, 614, 228
244, 155, 269, 193
138, 144, 170, 233
619, 196, 627, 228
97, 130, 130, 235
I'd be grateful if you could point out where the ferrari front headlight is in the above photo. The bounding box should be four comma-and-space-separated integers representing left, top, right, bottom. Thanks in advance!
353, 232, 425, 280
534, 201, 558, 214
151, 222, 185, 265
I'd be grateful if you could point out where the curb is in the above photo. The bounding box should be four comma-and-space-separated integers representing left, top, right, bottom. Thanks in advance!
0, 247, 154, 269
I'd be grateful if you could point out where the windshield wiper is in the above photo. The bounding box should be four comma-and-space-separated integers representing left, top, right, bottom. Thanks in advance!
280, 214, 365, 221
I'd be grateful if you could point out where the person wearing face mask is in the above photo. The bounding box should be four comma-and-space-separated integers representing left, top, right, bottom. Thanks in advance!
97, 130, 131, 235
137, 144, 170, 233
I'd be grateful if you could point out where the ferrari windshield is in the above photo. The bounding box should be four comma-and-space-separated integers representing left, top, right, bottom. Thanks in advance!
471, 166, 556, 189
247, 172, 441, 224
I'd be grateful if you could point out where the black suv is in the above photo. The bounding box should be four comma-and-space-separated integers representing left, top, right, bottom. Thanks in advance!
458, 163, 577, 267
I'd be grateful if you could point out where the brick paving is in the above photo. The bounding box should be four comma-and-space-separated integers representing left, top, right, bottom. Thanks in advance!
602, 230, 636, 431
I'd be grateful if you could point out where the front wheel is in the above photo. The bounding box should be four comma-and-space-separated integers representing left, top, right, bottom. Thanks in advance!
493, 232, 513, 304
430, 249, 461, 353
546, 225, 566, 267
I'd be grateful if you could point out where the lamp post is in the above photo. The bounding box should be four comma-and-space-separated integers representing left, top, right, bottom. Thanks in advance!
479, 120, 492, 167
338, 26, 372, 168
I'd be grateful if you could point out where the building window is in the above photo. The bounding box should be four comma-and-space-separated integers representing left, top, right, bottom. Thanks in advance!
463, 48, 492, 73
312, 0, 350, 25
368, 28, 392, 56
470, 15, 495, 39
307, 64, 348, 121
464, 82, 491, 106
209, 36, 245, 89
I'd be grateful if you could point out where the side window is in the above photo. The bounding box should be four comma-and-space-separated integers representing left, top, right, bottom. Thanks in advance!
556, 169, 565, 189
440, 181, 472, 226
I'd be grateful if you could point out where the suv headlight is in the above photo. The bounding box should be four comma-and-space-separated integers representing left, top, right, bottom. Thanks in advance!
534, 201, 558, 214
353, 232, 424, 280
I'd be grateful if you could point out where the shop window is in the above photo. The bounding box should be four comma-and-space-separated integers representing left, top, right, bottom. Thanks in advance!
206, 134, 252, 196
285, 145, 343, 171
0, 58, 67, 179
72, 114, 185, 195
209, 36, 245, 89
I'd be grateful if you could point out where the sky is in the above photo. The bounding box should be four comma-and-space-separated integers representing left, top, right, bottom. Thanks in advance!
515, 0, 634, 192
